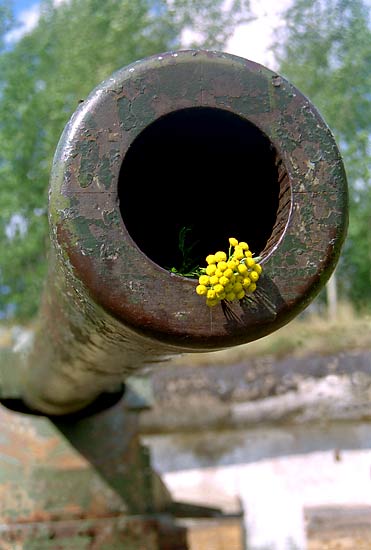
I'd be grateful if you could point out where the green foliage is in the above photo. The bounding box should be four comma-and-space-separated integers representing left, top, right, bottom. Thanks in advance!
169, 226, 201, 277
274, 0, 371, 308
0, 0, 13, 51
0, 0, 252, 320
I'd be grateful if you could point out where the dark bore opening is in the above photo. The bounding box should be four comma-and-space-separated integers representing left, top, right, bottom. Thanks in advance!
119, 107, 290, 274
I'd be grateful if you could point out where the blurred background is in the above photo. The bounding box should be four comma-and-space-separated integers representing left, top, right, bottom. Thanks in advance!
1, 1, 371, 549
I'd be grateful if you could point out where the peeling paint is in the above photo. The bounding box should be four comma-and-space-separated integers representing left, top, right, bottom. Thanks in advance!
20, 49, 348, 416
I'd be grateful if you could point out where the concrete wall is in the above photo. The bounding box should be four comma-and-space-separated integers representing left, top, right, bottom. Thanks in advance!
138, 350, 371, 549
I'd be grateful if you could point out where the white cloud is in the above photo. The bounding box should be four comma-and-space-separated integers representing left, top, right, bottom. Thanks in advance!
5, 0, 69, 45
5, 213, 28, 240
5, 4, 41, 44
226, 0, 292, 70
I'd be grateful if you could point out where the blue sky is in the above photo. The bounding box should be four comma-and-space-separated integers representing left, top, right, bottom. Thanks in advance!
13, 0, 38, 16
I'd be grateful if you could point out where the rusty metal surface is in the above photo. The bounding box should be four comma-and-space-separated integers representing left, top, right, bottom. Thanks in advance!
0, 515, 188, 549
0, 394, 171, 524
51, 49, 348, 346
19, 49, 348, 414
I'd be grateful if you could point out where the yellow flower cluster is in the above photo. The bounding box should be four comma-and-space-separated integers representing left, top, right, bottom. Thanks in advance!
196, 238, 263, 307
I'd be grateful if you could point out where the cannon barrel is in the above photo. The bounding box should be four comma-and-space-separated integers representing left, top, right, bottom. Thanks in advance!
20, 49, 348, 415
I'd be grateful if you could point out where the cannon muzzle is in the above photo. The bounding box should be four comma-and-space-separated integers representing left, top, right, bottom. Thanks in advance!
20, 49, 348, 415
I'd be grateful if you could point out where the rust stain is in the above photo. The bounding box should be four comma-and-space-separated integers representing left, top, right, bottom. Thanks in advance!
23, 49, 348, 414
